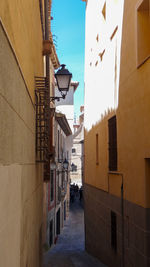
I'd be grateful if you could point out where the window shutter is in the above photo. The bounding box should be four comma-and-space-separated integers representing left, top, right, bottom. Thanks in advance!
108, 116, 117, 171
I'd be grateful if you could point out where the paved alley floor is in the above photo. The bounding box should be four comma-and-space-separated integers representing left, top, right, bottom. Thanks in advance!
43, 197, 107, 267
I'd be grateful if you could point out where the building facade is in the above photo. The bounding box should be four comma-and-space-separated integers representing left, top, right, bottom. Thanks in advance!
0, 0, 61, 266
44, 110, 72, 249
54, 113, 72, 241
0, 1, 44, 266
83, 0, 150, 266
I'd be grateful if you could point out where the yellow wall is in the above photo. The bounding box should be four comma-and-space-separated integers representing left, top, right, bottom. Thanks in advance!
85, 114, 110, 192
84, 0, 150, 208
0, 0, 44, 101
0, 4, 44, 265
118, 0, 150, 208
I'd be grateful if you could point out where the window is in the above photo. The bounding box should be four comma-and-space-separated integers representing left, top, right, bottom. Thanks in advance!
50, 171, 54, 202
58, 130, 60, 160
108, 116, 117, 171
62, 171, 65, 189
96, 133, 99, 165
74, 165, 77, 172
126, 216, 130, 248
111, 211, 117, 251
72, 148, 76, 153
145, 158, 150, 204
137, 0, 150, 66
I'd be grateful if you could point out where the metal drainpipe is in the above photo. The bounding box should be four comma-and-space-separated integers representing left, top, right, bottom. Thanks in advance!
44, 0, 51, 168
121, 178, 124, 267
44, 0, 50, 78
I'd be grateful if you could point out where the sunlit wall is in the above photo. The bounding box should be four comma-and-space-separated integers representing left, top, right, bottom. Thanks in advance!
84, 0, 124, 131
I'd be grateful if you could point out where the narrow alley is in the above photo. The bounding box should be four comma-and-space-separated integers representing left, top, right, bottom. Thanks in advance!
43, 197, 106, 267
1, 0, 150, 266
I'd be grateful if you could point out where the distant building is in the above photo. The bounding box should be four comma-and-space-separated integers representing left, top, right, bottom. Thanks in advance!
44, 111, 72, 248
70, 106, 84, 187
54, 112, 72, 238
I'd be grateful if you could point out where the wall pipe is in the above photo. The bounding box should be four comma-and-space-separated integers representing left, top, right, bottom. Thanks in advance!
44, 0, 51, 151
44, 0, 50, 78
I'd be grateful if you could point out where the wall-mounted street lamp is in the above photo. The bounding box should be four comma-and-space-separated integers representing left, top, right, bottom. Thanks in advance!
50, 162, 56, 170
50, 64, 72, 102
63, 158, 69, 170
50, 159, 69, 172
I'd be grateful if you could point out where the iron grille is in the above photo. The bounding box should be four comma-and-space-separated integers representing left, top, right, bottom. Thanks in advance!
35, 76, 51, 183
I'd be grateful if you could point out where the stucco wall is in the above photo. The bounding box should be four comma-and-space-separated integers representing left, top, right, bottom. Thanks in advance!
84, 0, 124, 131
0, 0, 43, 101
0, 24, 43, 267
84, 0, 150, 208
84, 113, 111, 192
56, 85, 75, 132
117, 0, 150, 208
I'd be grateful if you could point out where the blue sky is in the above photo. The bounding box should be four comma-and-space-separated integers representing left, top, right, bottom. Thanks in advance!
51, 0, 86, 119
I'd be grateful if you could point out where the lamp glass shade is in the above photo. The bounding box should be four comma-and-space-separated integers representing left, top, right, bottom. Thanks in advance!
63, 159, 69, 170
55, 64, 72, 93
56, 75, 70, 91
50, 162, 56, 170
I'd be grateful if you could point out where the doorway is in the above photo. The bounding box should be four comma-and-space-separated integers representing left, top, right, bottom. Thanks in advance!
49, 220, 53, 247
56, 209, 60, 235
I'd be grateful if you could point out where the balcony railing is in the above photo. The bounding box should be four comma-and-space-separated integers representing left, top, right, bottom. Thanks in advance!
35, 76, 52, 182
35, 76, 50, 163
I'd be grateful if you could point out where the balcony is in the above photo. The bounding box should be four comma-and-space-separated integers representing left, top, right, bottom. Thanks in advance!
57, 186, 67, 203
43, 40, 52, 55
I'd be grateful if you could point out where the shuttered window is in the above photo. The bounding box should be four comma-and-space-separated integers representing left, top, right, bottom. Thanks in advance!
96, 133, 99, 165
50, 171, 54, 202
58, 130, 60, 161
108, 116, 117, 171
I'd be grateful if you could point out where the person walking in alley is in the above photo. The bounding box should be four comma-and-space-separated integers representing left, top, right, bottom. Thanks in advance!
70, 187, 75, 203
79, 186, 83, 201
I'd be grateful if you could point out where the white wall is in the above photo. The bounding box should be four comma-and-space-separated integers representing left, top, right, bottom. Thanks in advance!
55, 85, 74, 105
56, 105, 74, 133
55, 83, 78, 132
84, 0, 124, 131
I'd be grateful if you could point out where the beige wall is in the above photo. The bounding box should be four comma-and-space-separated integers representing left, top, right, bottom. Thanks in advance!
0, 164, 21, 267
0, 22, 43, 267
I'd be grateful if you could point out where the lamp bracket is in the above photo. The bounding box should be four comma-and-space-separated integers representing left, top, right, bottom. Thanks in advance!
50, 95, 65, 102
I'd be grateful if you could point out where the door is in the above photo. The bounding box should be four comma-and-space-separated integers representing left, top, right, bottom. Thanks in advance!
56, 209, 60, 235
49, 220, 53, 247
